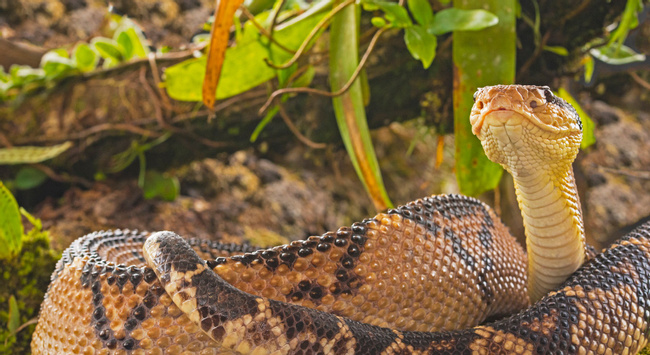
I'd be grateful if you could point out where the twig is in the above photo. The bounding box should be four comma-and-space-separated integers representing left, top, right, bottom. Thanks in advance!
240, 7, 295, 54
278, 103, 326, 149
148, 53, 173, 112
259, 26, 387, 114
4, 318, 39, 347
597, 165, 650, 180
32, 163, 93, 188
263, 0, 356, 70
139, 67, 169, 129
268, 0, 287, 39
630, 71, 650, 90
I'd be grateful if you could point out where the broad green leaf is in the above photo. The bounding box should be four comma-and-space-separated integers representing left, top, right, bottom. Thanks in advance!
557, 88, 595, 149
8, 295, 20, 335
428, 8, 498, 35
0, 181, 23, 259
73, 43, 98, 72
589, 44, 646, 65
10, 66, 45, 86
363, 0, 412, 27
453, 0, 515, 196
41, 50, 76, 79
165, 9, 326, 101
0, 141, 72, 164
92, 38, 123, 62
407, 0, 434, 25
143, 171, 180, 201
330, 1, 392, 210
14, 167, 47, 190
404, 25, 437, 69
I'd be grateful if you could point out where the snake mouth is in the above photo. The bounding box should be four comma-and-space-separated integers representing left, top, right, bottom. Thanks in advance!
471, 108, 564, 139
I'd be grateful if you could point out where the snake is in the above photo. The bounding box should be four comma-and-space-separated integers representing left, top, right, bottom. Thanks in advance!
31, 85, 650, 354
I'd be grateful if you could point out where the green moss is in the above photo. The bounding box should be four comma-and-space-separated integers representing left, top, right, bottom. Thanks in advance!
0, 228, 59, 354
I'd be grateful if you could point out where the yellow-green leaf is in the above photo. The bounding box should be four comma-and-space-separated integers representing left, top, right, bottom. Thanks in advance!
0, 181, 23, 259
557, 87, 595, 149
0, 141, 72, 165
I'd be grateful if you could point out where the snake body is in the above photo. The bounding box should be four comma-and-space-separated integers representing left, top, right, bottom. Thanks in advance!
32, 86, 650, 354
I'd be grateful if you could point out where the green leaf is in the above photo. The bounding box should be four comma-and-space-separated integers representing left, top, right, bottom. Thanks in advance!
428, 8, 498, 35
0, 141, 72, 165
371, 17, 387, 27
363, 0, 412, 27
165, 8, 326, 101
589, 44, 646, 65
116, 31, 135, 60
291, 65, 316, 88
0, 181, 23, 259
91, 38, 123, 62
404, 25, 437, 69
330, 1, 392, 210
41, 50, 76, 78
122, 28, 149, 59
250, 105, 279, 142
142, 171, 180, 201
20, 207, 42, 231
543, 45, 568, 56
14, 167, 47, 190
557, 88, 595, 149
407, 0, 434, 25
8, 295, 20, 335
73, 43, 98, 72
583, 55, 595, 83
453, 0, 514, 196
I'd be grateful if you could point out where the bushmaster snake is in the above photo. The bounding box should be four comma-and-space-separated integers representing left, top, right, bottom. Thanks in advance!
32, 85, 650, 354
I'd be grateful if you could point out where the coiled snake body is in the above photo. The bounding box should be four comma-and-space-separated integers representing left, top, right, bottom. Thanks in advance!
32, 86, 650, 354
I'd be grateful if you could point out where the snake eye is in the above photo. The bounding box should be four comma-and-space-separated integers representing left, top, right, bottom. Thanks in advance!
543, 88, 555, 103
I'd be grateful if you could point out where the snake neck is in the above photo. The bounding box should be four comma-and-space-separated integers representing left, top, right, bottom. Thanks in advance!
511, 166, 586, 303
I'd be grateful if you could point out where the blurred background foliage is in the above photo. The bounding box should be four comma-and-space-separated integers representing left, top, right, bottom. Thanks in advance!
0, 0, 648, 352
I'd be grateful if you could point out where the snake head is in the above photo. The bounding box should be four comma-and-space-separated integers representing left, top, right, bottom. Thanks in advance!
470, 85, 583, 177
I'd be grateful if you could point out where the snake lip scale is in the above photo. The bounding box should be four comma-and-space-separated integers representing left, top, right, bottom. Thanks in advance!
32, 85, 650, 354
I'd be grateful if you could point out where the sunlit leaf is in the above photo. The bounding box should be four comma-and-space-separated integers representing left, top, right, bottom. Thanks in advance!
0, 181, 23, 259
407, 0, 434, 25
202, 0, 246, 109
165, 9, 326, 101
120, 28, 148, 59
428, 8, 498, 35
330, 1, 392, 211
543, 45, 568, 56
41, 50, 76, 78
14, 167, 47, 190
557, 88, 595, 149
590, 44, 646, 65
583, 55, 595, 83
453, 0, 514, 196
0, 141, 72, 165
73, 43, 98, 72
404, 25, 437, 69
371, 17, 387, 27
116, 31, 135, 60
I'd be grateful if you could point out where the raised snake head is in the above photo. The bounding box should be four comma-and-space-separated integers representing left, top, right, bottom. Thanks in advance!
470, 85, 583, 178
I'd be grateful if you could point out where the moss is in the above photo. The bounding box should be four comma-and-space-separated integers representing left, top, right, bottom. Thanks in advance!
0, 228, 59, 354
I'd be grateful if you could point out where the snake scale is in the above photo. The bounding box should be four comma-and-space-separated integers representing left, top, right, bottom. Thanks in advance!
32, 85, 650, 354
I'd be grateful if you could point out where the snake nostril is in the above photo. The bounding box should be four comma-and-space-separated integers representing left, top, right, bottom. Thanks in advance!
476, 101, 484, 110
